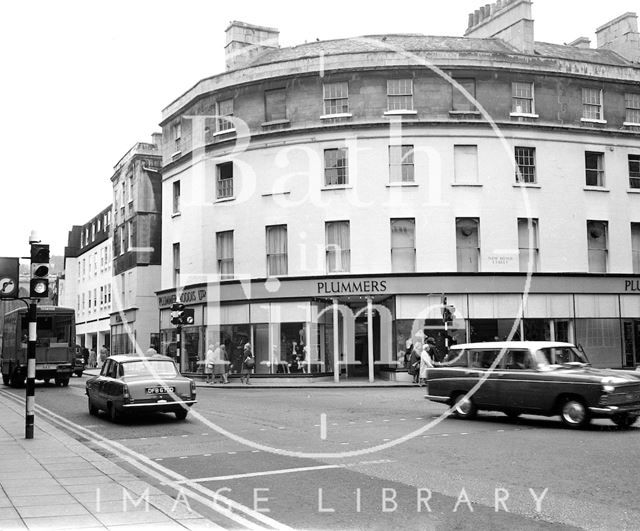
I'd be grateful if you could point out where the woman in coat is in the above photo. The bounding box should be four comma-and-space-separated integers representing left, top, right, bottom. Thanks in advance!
241, 343, 255, 384
213, 344, 229, 384
204, 344, 216, 384
408, 341, 422, 384
419, 338, 435, 386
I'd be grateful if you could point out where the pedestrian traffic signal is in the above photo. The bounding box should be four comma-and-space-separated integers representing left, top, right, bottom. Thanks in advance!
30, 243, 50, 298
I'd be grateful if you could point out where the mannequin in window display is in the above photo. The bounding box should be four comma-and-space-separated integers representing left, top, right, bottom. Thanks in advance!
290, 341, 306, 373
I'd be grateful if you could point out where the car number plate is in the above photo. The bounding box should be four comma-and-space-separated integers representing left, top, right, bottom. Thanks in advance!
38, 364, 56, 370
146, 386, 174, 394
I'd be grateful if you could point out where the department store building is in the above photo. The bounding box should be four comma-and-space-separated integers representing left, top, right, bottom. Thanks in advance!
156, 1, 640, 378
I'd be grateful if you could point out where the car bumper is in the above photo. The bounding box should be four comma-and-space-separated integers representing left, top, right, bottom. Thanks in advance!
589, 404, 640, 417
122, 399, 197, 410
424, 394, 450, 404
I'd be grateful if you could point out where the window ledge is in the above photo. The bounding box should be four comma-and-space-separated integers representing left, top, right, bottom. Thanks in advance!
449, 110, 480, 115
510, 112, 539, 118
171, 212, 181, 218
583, 186, 610, 192
213, 128, 236, 137
623, 122, 640, 127
451, 182, 483, 187
319, 113, 352, 120
580, 118, 607, 124
214, 196, 235, 203
384, 110, 417, 116
626, 188, 640, 194
261, 191, 291, 197
261, 119, 290, 127
321, 185, 353, 191
170, 151, 182, 159
386, 182, 418, 188
513, 183, 541, 189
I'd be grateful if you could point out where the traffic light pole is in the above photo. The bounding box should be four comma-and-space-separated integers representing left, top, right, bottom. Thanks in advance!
176, 325, 182, 373
26, 301, 36, 439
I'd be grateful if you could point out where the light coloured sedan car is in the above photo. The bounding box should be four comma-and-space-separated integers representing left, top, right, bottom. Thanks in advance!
86, 355, 197, 421
426, 341, 640, 429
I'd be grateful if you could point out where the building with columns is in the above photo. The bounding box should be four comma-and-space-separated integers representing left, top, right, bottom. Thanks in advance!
156, 1, 640, 379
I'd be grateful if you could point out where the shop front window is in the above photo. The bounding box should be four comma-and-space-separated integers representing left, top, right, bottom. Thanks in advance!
206, 325, 250, 375
469, 319, 521, 342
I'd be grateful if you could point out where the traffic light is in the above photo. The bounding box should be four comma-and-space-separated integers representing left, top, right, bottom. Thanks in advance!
30, 244, 50, 298
0, 257, 19, 298
170, 303, 185, 325
442, 305, 455, 324
170, 303, 195, 326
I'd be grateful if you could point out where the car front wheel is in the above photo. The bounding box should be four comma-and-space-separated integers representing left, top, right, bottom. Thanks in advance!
612, 413, 638, 429
560, 398, 590, 429
175, 409, 189, 420
452, 393, 477, 420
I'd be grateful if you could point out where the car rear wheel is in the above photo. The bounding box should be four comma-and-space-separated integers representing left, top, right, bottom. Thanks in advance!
88, 398, 98, 416
452, 393, 477, 420
2, 373, 9, 386
560, 398, 590, 429
612, 413, 638, 429
175, 409, 188, 420
75, 371, 83, 377
107, 403, 120, 422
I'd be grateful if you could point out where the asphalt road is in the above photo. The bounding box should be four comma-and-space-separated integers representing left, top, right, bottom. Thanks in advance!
3, 377, 639, 530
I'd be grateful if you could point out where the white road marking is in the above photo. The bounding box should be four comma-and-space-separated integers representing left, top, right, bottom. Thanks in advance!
320, 413, 327, 440
174, 464, 345, 483
0, 390, 293, 531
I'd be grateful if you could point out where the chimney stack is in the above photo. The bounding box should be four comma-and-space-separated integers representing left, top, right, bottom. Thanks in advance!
568, 37, 591, 49
151, 132, 162, 147
464, 0, 534, 54
225, 21, 280, 71
596, 12, 640, 62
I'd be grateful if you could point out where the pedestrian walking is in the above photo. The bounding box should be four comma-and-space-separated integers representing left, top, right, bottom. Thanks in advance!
419, 338, 436, 386
240, 343, 255, 384
408, 341, 422, 384
99, 346, 108, 367
204, 344, 216, 384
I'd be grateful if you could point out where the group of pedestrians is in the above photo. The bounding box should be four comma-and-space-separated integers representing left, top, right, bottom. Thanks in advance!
406, 337, 436, 385
83, 346, 110, 368
204, 342, 255, 384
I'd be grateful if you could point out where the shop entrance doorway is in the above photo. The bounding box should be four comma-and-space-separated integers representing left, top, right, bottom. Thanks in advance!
623, 320, 640, 367
352, 305, 381, 377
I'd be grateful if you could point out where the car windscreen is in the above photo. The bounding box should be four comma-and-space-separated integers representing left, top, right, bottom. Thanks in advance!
536, 347, 588, 366
121, 360, 178, 378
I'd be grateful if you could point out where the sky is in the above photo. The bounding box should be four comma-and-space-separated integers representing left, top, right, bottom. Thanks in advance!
0, 0, 637, 260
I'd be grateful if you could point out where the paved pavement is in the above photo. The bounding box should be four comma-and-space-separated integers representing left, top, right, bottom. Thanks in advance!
0, 392, 222, 530
83, 368, 417, 388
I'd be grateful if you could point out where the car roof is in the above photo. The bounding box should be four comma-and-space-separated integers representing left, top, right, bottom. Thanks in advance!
450, 341, 576, 350
108, 355, 175, 363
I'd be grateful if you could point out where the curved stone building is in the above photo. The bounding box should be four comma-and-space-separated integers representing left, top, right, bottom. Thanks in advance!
157, 1, 640, 378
